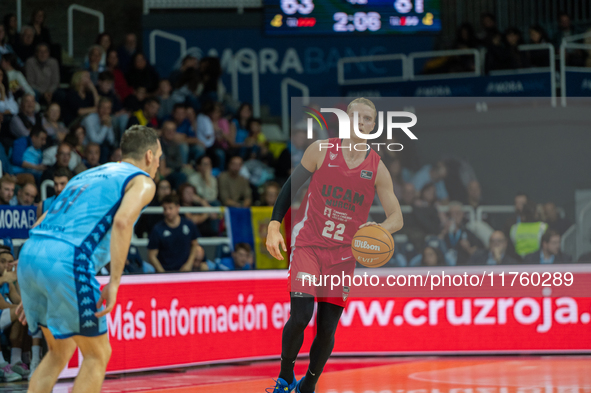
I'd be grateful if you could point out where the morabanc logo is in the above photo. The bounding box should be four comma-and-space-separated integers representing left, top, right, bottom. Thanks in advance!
303, 105, 418, 152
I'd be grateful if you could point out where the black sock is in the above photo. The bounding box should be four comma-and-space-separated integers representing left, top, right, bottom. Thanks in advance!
299, 302, 343, 393
277, 295, 315, 384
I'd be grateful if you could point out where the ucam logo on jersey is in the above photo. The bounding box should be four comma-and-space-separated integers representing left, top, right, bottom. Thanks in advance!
303, 104, 417, 152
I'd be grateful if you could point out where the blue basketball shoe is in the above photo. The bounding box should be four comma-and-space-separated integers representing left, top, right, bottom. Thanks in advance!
266, 372, 297, 393
295, 376, 314, 393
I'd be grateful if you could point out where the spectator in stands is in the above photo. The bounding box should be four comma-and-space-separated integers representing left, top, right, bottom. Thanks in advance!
169, 55, 198, 88
117, 33, 137, 74
218, 243, 254, 271
553, 13, 584, 66
2, 14, 18, 48
196, 57, 225, 103
385, 157, 404, 199
9, 94, 40, 138
41, 102, 67, 142
196, 101, 222, 166
156, 79, 174, 120
0, 176, 15, 205
411, 161, 448, 202
168, 103, 192, 136
125, 52, 159, 94
11, 127, 47, 181
0, 248, 29, 380
159, 120, 187, 187
30, 9, 51, 46
14, 26, 35, 63
85, 45, 105, 84
0, 25, 15, 57
186, 155, 218, 204
96, 71, 123, 114
509, 201, 548, 259
40, 142, 72, 185
110, 147, 122, 162
81, 97, 115, 161
468, 231, 518, 265
0, 67, 18, 115
412, 246, 447, 267
229, 103, 252, 150
528, 25, 551, 67
1, 53, 35, 97
95, 33, 112, 67
178, 182, 218, 236
504, 192, 528, 233
219, 156, 252, 208
126, 96, 159, 129
171, 67, 200, 109
260, 181, 280, 206
451, 23, 478, 72
244, 118, 266, 159
466, 180, 482, 210
439, 201, 483, 265
83, 143, 101, 168
401, 183, 416, 206
134, 179, 172, 238
504, 27, 529, 69
210, 103, 232, 152
147, 195, 204, 272
38, 167, 71, 215
25, 42, 59, 105
15, 182, 37, 206
123, 86, 146, 113
523, 230, 571, 264
64, 70, 99, 126
105, 49, 132, 100
477, 12, 497, 43
63, 125, 87, 173
542, 202, 571, 235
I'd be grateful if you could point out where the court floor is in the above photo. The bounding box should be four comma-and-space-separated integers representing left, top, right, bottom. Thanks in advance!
1, 356, 590, 392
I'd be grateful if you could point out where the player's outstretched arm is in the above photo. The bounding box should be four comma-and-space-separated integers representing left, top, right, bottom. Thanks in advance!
363, 160, 404, 234
96, 175, 155, 317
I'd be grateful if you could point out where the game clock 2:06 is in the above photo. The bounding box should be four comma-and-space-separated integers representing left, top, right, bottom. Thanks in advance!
333, 12, 381, 32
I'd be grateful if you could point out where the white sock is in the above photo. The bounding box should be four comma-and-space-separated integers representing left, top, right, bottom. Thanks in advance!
0, 351, 6, 364
11, 348, 22, 365
32, 346, 41, 363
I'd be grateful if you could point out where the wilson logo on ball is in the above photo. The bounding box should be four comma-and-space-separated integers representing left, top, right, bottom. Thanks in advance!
354, 240, 381, 251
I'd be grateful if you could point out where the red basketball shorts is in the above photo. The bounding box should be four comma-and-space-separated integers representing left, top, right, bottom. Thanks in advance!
288, 245, 356, 307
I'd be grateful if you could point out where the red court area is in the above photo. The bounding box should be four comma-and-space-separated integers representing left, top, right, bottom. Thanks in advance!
45, 356, 591, 393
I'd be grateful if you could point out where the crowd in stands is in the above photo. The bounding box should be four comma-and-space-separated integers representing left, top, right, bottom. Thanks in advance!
0, 8, 583, 280
426, 11, 591, 74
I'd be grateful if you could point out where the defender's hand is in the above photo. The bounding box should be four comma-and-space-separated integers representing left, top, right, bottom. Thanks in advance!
16, 303, 27, 325
266, 221, 287, 260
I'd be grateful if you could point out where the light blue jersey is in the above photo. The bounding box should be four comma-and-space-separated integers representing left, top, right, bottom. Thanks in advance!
41, 195, 55, 214
32, 162, 149, 271
18, 162, 150, 338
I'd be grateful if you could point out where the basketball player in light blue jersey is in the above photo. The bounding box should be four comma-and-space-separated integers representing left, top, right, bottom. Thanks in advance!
17, 125, 161, 393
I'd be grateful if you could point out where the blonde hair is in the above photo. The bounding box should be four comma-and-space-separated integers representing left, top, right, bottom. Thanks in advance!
347, 97, 377, 119
70, 70, 88, 91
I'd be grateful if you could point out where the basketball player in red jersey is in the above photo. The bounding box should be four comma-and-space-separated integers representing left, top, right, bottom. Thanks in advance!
266, 98, 403, 393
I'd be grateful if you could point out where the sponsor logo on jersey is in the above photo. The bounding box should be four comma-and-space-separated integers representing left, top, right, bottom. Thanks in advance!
354, 240, 380, 251
329, 152, 337, 160
324, 207, 332, 218
163, 230, 171, 237
361, 170, 373, 180
343, 286, 350, 301
322, 186, 364, 205
183, 225, 190, 235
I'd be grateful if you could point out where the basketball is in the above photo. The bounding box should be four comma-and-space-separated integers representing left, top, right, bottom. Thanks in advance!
351, 225, 395, 268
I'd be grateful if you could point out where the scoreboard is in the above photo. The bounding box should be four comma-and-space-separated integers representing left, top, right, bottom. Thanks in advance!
264, 0, 441, 35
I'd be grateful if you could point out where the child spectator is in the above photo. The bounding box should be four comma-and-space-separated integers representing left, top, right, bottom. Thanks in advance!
156, 79, 174, 120
122, 86, 146, 113
12, 127, 47, 181
96, 71, 123, 114
218, 243, 254, 271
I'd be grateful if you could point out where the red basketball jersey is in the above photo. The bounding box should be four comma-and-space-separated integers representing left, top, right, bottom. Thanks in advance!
291, 138, 381, 249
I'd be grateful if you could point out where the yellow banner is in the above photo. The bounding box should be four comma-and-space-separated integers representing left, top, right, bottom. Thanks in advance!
250, 206, 288, 269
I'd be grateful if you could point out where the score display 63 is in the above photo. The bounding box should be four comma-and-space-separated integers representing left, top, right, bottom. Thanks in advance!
269, 0, 441, 35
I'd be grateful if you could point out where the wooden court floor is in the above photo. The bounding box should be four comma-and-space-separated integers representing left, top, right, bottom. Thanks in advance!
1, 356, 590, 392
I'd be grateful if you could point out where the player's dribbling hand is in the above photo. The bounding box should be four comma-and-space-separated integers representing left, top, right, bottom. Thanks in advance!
359, 222, 380, 228
266, 221, 287, 260
95, 282, 118, 317
16, 303, 26, 325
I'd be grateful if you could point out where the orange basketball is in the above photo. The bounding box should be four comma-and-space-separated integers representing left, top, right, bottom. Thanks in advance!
351, 225, 394, 268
